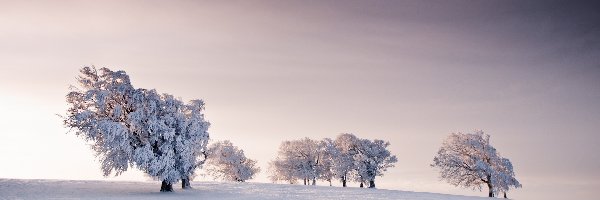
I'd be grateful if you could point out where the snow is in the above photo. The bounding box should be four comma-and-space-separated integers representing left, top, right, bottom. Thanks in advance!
0, 179, 491, 200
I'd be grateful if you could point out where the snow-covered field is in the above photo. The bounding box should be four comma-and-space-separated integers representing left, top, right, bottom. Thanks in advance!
0, 179, 489, 200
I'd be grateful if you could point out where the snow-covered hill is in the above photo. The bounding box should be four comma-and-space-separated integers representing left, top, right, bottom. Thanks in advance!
0, 179, 489, 200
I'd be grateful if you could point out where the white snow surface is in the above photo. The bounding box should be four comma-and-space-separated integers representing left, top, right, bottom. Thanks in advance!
0, 179, 491, 200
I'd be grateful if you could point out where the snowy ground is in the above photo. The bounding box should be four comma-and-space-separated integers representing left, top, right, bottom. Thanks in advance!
0, 179, 490, 200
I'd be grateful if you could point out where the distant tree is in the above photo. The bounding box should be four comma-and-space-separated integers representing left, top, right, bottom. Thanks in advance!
353, 138, 398, 188
268, 159, 298, 184
269, 138, 322, 185
330, 133, 360, 187
492, 157, 522, 198
269, 134, 398, 188
317, 138, 336, 186
204, 140, 260, 182
64, 66, 210, 192
431, 130, 521, 197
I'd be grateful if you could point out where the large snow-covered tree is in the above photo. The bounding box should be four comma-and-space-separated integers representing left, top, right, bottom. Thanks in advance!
353, 138, 398, 188
132, 93, 210, 190
431, 130, 520, 197
64, 67, 136, 177
64, 66, 210, 192
204, 140, 260, 182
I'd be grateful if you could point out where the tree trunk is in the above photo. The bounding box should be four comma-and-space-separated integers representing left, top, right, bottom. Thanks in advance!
487, 182, 493, 197
303, 178, 307, 185
369, 180, 375, 188
160, 180, 173, 192
503, 192, 507, 198
181, 178, 191, 189
329, 180, 332, 186
342, 178, 347, 187
360, 182, 364, 188
312, 178, 316, 185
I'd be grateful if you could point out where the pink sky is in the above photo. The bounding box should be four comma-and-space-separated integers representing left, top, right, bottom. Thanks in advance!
1, 1, 599, 199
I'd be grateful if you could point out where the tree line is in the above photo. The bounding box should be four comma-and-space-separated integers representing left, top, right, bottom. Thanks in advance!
63, 67, 520, 198
268, 134, 397, 189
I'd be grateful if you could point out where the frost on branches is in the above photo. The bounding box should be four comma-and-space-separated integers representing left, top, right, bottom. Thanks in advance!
269, 134, 397, 188
329, 134, 358, 187
268, 138, 323, 185
317, 138, 336, 186
63, 66, 210, 192
204, 140, 260, 182
431, 130, 521, 197
354, 139, 398, 188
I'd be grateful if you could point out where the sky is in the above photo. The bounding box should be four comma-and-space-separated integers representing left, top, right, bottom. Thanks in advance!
1, 0, 599, 199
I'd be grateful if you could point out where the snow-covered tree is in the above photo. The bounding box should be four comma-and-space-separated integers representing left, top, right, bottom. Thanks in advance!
174, 99, 210, 189
64, 67, 136, 177
268, 159, 298, 184
492, 157, 522, 198
132, 93, 210, 191
129, 89, 182, 191
204, 140, 260, 182
269, 134, 397, 188
431, 130, 520, 197
317, 138, 336, 186
269, 138, 323, 185
330, 133, 360, 187
353, 138, 398, 188
64, 66, 210, 192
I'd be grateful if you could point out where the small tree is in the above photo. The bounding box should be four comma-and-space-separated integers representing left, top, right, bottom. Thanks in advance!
269, 138, 322, 185
331, 133, 359, 187
431, 130, 520, 197
268, 159, 298, 184
493, 157, 522, 198
317, 138, 336, 186
353, 138, 398, 188
204, 140, 260, 182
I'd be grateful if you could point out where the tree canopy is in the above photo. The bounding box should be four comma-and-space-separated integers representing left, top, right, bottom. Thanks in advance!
431, 130, 521, 197
269, 134, 397, 188
64, 66, 210, 192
